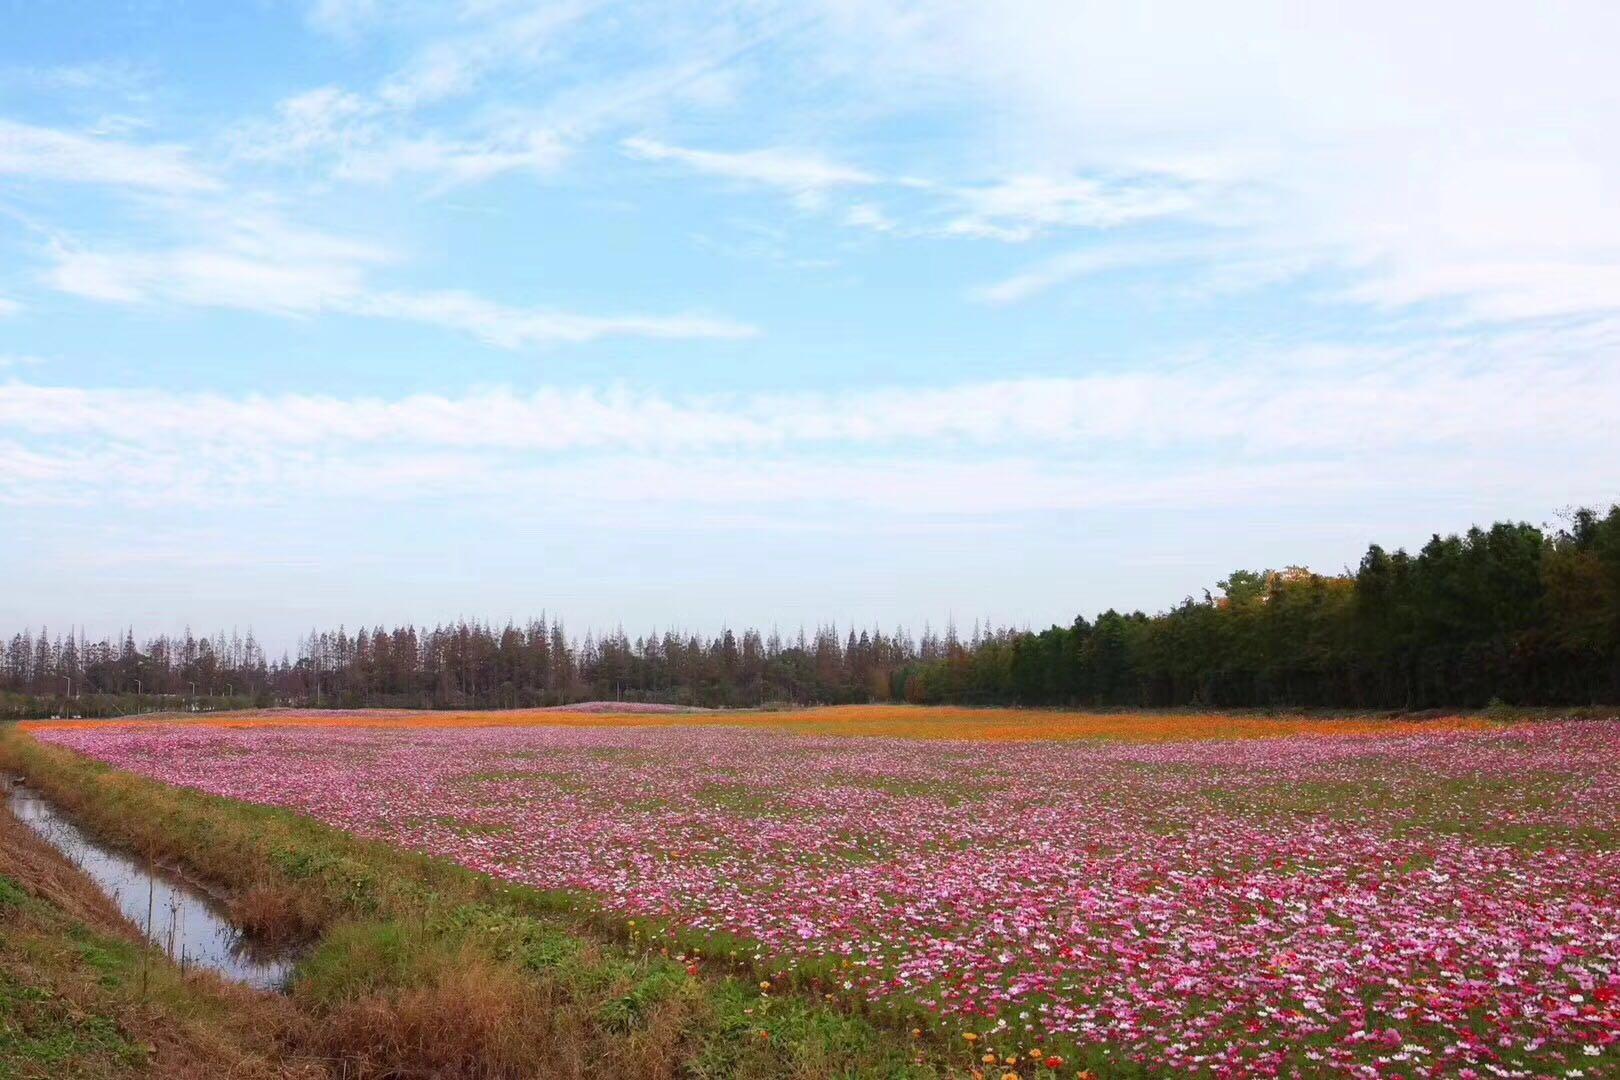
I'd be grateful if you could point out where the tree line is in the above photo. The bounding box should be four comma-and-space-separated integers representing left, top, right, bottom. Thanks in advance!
5, 504, 1617, 716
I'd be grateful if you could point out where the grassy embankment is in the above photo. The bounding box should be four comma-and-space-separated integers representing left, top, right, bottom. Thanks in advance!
0, 778, 322, 1078
1, 725, 967, 1079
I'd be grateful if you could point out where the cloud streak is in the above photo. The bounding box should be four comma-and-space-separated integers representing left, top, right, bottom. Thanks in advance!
6, 323, 1613, 459
622, 136, 876, 193
40, 207, 755, 347
817, 0, 1620, 321
0, 117, 217, 192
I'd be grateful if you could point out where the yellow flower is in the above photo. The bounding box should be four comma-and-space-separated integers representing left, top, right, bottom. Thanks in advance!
963, 1032, 980, 1044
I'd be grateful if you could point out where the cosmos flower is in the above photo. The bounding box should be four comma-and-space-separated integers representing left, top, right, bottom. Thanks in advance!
34, 715, 1620, 1077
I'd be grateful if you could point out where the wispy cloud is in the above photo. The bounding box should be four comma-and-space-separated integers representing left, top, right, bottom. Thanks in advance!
240, 2, 602, 191
622, 136, 876, 194
817, 0, 1620, 324
304, 0, 382, 39
42, 225, 754, 347
970, 241, 1263, 304
232, 86, 569, 189
941, 174, 1199, 241
625, 137, 1202, 242
0, 117, 216, 192
348, 290, 756, 348
4, 325, 1613, 467
6, 333, 1613, 514
625, 136, 1211, 241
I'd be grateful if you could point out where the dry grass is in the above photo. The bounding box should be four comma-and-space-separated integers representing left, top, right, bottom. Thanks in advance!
229, 880, 322, 944
307, 946, 696, 1080
314, 950, 571, 1079
0, 798, 322, 1079
24, 703, 1497, 743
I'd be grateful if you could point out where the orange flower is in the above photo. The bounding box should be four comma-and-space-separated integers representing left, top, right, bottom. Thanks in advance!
25, 704, 1493, 745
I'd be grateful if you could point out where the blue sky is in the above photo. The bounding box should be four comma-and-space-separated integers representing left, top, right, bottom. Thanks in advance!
2, 1, 1618, 650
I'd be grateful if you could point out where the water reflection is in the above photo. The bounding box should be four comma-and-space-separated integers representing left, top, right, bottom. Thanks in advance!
6, 779, 297, 991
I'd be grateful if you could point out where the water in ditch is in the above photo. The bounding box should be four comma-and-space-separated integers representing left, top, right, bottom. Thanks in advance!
5, 779, 297, 991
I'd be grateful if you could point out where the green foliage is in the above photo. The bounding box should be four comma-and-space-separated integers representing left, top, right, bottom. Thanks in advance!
0, 971, 146, 1077
0, 876, 27, 912
295, 919, 419, 1005
896, 504, 1620, 709
5, 502, 1617, 711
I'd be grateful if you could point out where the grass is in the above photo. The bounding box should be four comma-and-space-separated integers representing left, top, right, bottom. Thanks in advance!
0, 789, 319, 1079
0, 967, 147, 1080
0, 726, 968, 1078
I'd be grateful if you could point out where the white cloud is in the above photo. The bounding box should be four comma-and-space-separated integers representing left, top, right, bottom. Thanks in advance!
622, 136, 876, 193
816, 0, 1620, 322
625, 139, 1201, 244
972, 244, 1197, 304
233, 86, 568, 188
842, 203, 898, 233
233, 86, 373, 163
305, 0, 382, 38
375, 3, 591, 110
42, 209, 388, 313
0, 117, 216, 191
350, 290, 756, 348
243, 1, 638, 195
41, 215, 755, 347
942, 174, 1199, 241
0, 297, 19, 319
3, 325, 1613, 459
332, 128, 568, 187
0, 433, 1367, 514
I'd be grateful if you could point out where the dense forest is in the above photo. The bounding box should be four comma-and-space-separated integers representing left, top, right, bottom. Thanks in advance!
5, 504, 1617, 717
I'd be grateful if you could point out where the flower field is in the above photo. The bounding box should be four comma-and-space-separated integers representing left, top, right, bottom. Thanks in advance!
26, 703, 1495, 742
29, 713, 1620, 1078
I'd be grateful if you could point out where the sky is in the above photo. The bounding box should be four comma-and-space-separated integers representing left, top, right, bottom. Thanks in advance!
2, 0, 1618, 651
